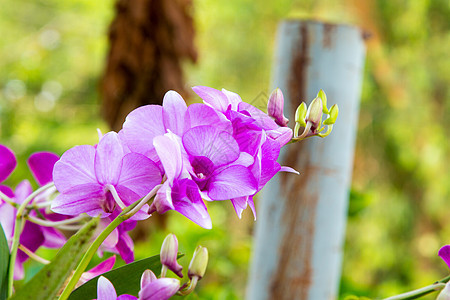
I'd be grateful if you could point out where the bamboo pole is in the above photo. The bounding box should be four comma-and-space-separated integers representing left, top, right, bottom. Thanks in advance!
247, 20, 366, 300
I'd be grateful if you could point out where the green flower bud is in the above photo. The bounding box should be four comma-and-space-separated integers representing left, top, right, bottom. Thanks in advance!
305, 97, 323, 129
323, 104, 339, 125
317, 89, 329, 114
294, 102, 307, 127
188, 245, 208, 280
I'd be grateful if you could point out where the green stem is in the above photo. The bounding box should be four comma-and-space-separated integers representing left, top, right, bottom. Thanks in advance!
383, 275, 450, 300
7, 182, 55, 297
0, 190, 19, 208
58, 198, 142, 300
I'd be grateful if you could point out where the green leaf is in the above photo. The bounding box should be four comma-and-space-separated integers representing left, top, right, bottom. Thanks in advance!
0, 223, 9, 300
10, 217, 99, 300
68, 253, 184, 299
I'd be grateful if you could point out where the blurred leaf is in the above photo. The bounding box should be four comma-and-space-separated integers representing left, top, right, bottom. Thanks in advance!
10, 217, 99, 300
68, 253, 184, 299
0, 223, 9, 300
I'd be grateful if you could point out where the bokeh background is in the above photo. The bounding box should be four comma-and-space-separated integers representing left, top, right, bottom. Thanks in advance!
1, 0, 449, 299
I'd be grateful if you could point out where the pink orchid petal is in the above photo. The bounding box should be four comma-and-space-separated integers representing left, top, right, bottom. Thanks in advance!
162, 90, 187, 135
0, 185, 14, 198
51, 183, 105, 216
0, 202, 16, 240
98, 220, 119, 248
185, 103, 232, 133
117, 295, 138, 300
95, 132, 124, 186
154, 135, 183, 183
118, 153, 162, 198
41, 227, 66, 248
192, 86, 229, 112
81, 256, 116, 285
280, 166, 299, 174
153, 181, 175, 214
439, 245, 450, 269
230, 196, 256, 220
238, 102, 278, 130
221, 88, 242, 110
208, 165, 257, 200
230, 197, 248, 219
141, 270, 157, 289
170, 179, 212, 229
182, 126, 240, 166
266, 127, 293, 146
139, 278, 180, 300
120, 105, 165, 155
53, 145, 96, 193
27, 152, 59, 186
0, 145, 16, 182
116, 233, 134, 263
97, 276, 117, 300
14, 180, 33, 205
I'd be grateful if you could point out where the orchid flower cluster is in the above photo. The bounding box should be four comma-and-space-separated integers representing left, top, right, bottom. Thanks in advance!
0, 86, 336, 299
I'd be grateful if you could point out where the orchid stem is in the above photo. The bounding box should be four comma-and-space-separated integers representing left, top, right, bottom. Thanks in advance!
178, 276, 199, 296
58, 196, 145, 300
383, 274, 450, 299
124, 184, 161, 218
25, 214, 87, 227
18, 244, 50, 265
7, 182, 55, 297
0, 190, 19, 208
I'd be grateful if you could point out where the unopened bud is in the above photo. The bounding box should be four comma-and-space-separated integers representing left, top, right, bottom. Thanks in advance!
160, 233, 183, 278
317, 89, 328, 113
267, 88, 289, 127
188, 245, 208, 280
305, 97, 323, 129
323, 104, 339, 125
294, 102, 307, 127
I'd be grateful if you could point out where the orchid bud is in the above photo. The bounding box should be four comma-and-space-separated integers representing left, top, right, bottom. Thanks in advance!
294, 102, 307, 127
160, 233, 183, 278
305, 97, 323, 129
317, 89, 329, 113
139, 277, 180, 300
323, 104, 339, 125
188, 245, 208, 280
267, 88, 289, 127
437, 281, 450, 300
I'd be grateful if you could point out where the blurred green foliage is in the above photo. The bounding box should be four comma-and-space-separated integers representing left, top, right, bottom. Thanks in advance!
1, 0, 449, 299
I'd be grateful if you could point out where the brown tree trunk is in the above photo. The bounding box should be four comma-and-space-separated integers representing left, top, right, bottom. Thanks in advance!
100, 0, 197, 131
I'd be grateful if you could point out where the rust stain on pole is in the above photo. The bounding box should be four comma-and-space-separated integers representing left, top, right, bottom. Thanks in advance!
323, 23, 336, 48
269, 23, 319, 299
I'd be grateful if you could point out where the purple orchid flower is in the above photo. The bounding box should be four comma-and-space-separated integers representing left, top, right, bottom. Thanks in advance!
51, 131, 162, 219
96, 270, 180, 300
119, 91, 232, 165
0, 148, 67, 280
150, 133, 212, 229
192, 86, 297, 218
0, 180, 66, 280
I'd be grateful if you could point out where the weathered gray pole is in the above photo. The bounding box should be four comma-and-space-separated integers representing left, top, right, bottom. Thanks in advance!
247, 20, 366, 300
